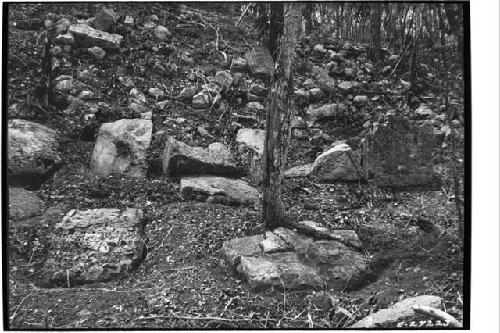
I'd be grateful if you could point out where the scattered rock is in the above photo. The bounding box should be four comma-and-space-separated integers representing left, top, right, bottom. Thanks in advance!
284, 163, 313, 178
231, 57, 248, 72
312, 143, 363, 181
180, 176, 259, 205
236, 128, 265, 156
350, 295, 442, 328
69, 24, 123, 50
123, 15, 134, 26
8, 119, 62, 188
250, 83, 267, 97
313, 66, 336, 93
94, 6, 119, 32
303, 78, 316, 90
337, 81, 356, 92
44, 208, 146, 287
260, 231, 293, 253
415, 104, 435, 120
245, 46, 274, 79
90, 119, 152, 177
53, 32, 75, 45
154, 25, 171, 41
178, 86, 198, 101
306, 103, 348, 122
309, 88, 324, 102
295, 220, 363, 249
246, 101, 265, 113
353, 95, 369, 105
192, 92, 210, 109
294, 89, 310, 107
162, 138, 239, 177
88, 46, 106, 60
8, 187, 43, 221
214, 70, 233, 92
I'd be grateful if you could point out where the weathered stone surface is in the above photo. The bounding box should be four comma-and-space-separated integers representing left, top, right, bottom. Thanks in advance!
414, 104, 435, 120
303, 78, 316, 90
178, 86, 198, 101
238, 253, 324, 291
236, 128, 265, 156
313, 66, 336, 93
180, 176, 259, 205
69, 24, 123, 50
362, 117, 435, 187
260, 231, 293, 254
250, 83, 267, 97
353, 95, 369, 105
53, 75, 87, 96
312, 143, 363, 181
8, 187, 43, 221
44, 208, 146, 287
225, 226, 367, 292
245, 46, 274, 79
53, 32, 75, 45
88, 46, 106, 60
306, 103, 348, 122
296, 220, 363, 249
350, 295, 442, 328
8, 119, 62, 187
221, 234, 264, 265
163, 138, 239, 177
246, 101, 265, 113
284, 163, 313, 178
90, 119, 152, 177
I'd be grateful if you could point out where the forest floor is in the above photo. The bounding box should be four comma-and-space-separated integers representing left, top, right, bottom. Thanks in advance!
6, 3, 465, 329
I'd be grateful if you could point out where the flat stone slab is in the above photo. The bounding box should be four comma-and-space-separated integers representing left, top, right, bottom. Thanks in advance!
296, 220, 363, 249
284, 163, 313, 178
351, 295, 442, 328
43, 208, 146, 287
8, 119, 62, 188
238, 252, 325, 291
8, 187, 43, 221
222, 227, 367, 291
69, 24, 123, 50
163, 137, 239, 177
180, 176, 259, 206
90, 119, 152, 177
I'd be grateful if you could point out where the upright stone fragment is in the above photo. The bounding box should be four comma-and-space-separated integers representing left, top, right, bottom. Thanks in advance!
362, 116, 435, 187
8, 119, 62, 188
8, 187, 43, 221
235, 128, 265, 183
44, 208, 146, 287
69, 24, 123, 50
163, 138, 239, 177
245, 46, 274, 79
90, 119, 152, 177
312, 143, 363, 181
180, 176, 259, 206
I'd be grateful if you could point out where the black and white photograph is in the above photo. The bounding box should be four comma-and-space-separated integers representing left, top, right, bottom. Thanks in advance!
2, 1, 496, 330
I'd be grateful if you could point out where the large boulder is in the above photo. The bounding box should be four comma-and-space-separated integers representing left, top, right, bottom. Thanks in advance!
245, 46, 274, 79
163, 138, 239, 177
222, 227, 367, 291
8, 119, 62, 188
8, 187, 43, 221
43, 208, 146, 287
311, 143, 364, 181
180, 176, 259, 206
90, 119, 152, 177
362, 116, 435, 187
351, 295, 442, 328
69, 24, 123, 50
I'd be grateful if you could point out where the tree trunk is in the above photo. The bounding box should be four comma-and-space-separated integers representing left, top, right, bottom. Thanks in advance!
262, 3, 301, 229
303, 3, 313, 34
371, 4, 382, 61
269, 3, 284, 62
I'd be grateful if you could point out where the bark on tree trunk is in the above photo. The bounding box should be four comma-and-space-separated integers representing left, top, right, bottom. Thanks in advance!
371, 4, 382, 61
262, 3, 301, 229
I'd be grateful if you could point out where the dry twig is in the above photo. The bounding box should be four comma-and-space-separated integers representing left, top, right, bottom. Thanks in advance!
412, 305, 462, 328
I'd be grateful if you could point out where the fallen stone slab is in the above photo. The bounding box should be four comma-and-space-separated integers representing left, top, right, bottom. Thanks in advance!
69, 23, 123, 50
163, 138, 240, 177
295, 220, 363, 249
221, 234, 264, 265
222, 227, 367, 291
180, 176, 259, 206
43, 208, 146, 287
312, 143, 364, 181
350, 295, 442, 328
238, 252, 325, 291
90, 119, 152, 177
8, 119, 62, 188
8, 187, 43, 221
